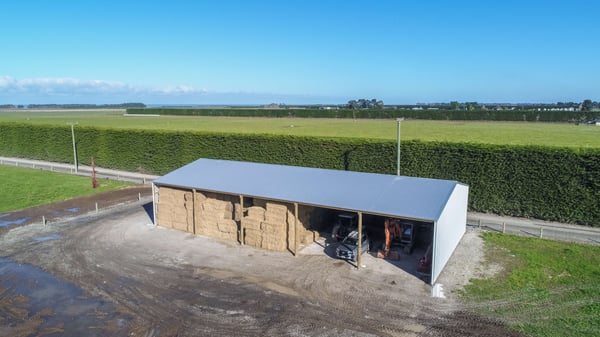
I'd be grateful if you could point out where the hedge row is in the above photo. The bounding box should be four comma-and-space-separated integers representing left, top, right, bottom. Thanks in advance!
126, 107, 600, 122
1, 123, 598, 226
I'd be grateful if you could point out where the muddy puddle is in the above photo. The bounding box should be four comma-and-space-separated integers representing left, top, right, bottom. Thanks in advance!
0, 215, 31, 228
31, 233, 63, 242
0, 257, 131, 336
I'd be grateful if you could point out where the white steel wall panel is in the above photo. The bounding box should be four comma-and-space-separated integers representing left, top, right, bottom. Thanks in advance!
431, 184, 469, 284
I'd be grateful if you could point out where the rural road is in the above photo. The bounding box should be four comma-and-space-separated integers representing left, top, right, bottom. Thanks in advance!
0, 156, 158, 184
2, 156, 599, 246
467, 213, 600, 246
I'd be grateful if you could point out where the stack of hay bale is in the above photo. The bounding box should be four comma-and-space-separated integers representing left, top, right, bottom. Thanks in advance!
157, 189, 320, 252
241, 199, 319, 252
156, 187, 194, 233
286, 205, 320, 249
195, 192, 237, 241
261, 202, 288, 251
241, 206, 265, 247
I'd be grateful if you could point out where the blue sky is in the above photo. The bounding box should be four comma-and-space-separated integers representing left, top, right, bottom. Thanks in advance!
1, 0, 598, 105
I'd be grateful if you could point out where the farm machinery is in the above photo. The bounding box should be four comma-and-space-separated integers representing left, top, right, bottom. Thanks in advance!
377, 218, 418, 260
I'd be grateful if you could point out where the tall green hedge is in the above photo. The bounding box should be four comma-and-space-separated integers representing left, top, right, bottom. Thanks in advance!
1, 123, 598, 226
126, 107, 600, 122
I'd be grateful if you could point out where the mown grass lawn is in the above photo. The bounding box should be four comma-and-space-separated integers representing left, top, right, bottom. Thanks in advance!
0, 165, 130, 213
462, 233, 600, 337
0, 109, 598, 148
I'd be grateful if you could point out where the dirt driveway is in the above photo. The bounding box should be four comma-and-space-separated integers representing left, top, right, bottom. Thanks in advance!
0, 196, 523, 336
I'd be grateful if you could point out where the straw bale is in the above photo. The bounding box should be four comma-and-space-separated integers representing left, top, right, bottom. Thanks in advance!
198, 191, 216, 199
217, 219, 238, 233
171, 221, 188, 232
286, 210, 302, 226
206, 230, 225, 239
194, 191, 207, 203
157, 198, 179, 209
301, 231, 317, 244
157, 195, 179, 204
194, 220, 207, 231
199, 210, 224, 221
286, 210, 294, 223
171, 211, 189, 223
194, 207, 208, 220
244, 228, 262, 238
156, 215, 172, 228
159, 187, 188, 200
204, 198, 233, 210
261, 221, 285, 234
156, 212, 173, 225
246, 206, 266, 219
241, 217, 261, 230
194, 227, 208, 236
266, 202, 289, 214
197, 215, 218, 230
288, 226, 312, 248
244, 229, 263, 247
261, 237, 286, 251
160, 198, 186, 210
157, 187, 177, 197
203, 208, 233, 220
156, 204, 172, 216
264, 214, 287, 225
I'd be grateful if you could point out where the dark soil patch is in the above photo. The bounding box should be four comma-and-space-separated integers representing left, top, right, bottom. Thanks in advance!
0, 186, 151, 234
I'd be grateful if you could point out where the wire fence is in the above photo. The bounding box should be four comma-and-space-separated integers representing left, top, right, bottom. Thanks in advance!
467, 216, 600, 246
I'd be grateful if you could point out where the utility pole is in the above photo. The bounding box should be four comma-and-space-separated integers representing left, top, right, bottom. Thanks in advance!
68, 122, 78, 173
396, 118, 404, 176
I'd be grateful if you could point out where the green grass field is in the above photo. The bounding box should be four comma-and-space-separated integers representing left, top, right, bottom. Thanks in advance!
0, 109, 598, 148
462, 233, 600, 337
0, 165, 131, 213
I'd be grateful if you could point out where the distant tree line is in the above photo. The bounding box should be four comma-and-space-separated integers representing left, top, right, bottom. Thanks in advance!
0, 103, 146, 109
412, 100, 599, 112
127, 107, 600, 122
346, 98, 384, 109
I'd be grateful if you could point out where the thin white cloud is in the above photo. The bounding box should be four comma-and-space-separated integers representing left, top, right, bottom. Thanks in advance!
0, 75, 340, 104
0, 76, 205, 96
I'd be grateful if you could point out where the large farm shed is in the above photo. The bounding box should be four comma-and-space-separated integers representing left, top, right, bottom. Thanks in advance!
152, 158, 469, 284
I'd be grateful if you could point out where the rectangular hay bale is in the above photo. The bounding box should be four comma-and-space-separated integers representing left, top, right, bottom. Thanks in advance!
261, 221, 286, 234
246, 206, 266, 219
264, 214, 287, 225
217, 219, 238, 233
261, 236, 287, 251
241, 217, 262, 230
244, 228, 263, 247
266, 202, 289, 214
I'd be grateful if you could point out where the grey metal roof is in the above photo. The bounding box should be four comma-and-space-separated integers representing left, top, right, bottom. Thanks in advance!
154, 158, 464, 222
